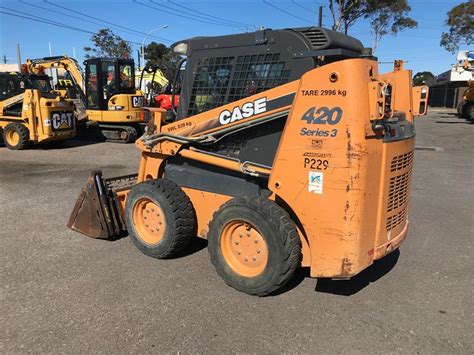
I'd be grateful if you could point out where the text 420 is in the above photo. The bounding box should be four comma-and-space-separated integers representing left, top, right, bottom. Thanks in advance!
301, 106, 343, 125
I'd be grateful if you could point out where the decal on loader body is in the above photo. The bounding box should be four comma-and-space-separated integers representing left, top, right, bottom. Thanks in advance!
51, 111, 73, 130
218, 97, 267, 125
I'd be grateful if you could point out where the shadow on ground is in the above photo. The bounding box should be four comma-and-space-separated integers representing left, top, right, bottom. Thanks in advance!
435, 121, 473, 124
314, 249, 400, 296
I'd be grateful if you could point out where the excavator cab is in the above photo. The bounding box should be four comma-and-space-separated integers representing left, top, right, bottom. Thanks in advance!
84, 58, 137, 110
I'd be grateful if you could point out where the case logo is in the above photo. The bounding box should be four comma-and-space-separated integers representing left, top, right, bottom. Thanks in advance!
219, 97, 267, 125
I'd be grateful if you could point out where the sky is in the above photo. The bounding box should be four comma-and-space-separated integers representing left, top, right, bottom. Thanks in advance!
0, 0, 468, 76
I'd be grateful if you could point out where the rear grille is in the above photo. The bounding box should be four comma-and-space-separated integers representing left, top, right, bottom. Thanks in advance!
386, 209, 407, 231
390, 151, 414, 172
299, 29, 328, 48
387, 170, 412, 212
386, 151, 414, 232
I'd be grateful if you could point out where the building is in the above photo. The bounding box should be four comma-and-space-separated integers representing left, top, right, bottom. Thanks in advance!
427, 51, 473, 108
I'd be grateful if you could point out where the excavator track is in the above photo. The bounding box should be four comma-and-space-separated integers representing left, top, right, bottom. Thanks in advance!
98, 124, 139, 143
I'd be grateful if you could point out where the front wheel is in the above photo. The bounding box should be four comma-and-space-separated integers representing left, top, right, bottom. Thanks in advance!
208, 196, 301, 296
3, 122, 29, 150
125, 179, 196, 258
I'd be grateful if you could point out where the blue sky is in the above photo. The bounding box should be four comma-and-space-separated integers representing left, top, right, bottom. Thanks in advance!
0, 0, 467, 76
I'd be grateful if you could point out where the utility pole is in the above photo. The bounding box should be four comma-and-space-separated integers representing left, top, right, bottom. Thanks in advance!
73, 46, 76, 59
16, 43, 22, 71
318, 6, 323, 27
3, 55, 6, 64
49, 42, 52, 56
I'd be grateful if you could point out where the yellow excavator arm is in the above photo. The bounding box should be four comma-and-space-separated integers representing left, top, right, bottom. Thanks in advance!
25, 56, 85, 93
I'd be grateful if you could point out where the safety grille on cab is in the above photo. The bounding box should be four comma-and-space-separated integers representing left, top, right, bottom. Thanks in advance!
390, 151, 414, 172
299, 29, 328, 48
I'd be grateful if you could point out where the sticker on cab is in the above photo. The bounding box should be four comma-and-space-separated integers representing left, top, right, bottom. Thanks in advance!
308, 171, 323, 194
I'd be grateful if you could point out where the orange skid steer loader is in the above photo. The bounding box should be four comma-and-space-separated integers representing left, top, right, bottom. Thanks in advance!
68, 27, 428, 295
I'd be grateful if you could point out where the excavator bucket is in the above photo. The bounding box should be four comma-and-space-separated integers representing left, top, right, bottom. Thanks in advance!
67, 170, 123, 239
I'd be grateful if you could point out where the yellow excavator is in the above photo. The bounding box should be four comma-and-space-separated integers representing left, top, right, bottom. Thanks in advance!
25, 56, 151, 142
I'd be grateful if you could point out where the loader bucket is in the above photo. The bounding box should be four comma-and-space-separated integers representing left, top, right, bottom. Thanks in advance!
67, 170, 123, 239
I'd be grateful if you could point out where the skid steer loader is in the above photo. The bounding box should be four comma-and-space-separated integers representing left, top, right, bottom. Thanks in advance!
68, 27, 428, 295
0, 71, 76, 150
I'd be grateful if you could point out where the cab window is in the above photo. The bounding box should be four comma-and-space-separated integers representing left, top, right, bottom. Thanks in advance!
119, 64, 133, 89
87, 63, 99, 107
102, 62, 117, 99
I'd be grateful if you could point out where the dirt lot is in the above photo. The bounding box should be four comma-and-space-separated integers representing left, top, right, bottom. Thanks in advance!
1, 110, 473, 353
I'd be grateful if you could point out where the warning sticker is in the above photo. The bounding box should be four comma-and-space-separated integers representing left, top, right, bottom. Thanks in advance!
308, 171, 323, 194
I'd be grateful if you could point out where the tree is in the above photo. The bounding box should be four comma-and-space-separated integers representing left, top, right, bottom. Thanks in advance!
328, 1, 417, 51
328, 0, 367, 34
413, 71, 435, 86
365, 0, 417, 51
144, 42, 181, 81
440, 2, 474, 53
84, 28, 131, 58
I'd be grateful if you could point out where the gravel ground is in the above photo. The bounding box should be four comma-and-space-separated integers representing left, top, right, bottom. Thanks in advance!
0, 110, 473, 353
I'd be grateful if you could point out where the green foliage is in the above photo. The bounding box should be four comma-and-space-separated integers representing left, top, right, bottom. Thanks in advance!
327, 0, 417, 50
328, 0, 366, 34
365, 0, 417, 50
440, 2, 474, 53
144, 42, 181, 81
84, 28, 132, 58
413, 71, 435, 86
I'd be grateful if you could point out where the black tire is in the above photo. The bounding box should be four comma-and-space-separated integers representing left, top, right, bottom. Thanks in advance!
456, 102, 465, 117
125, 179, 195, 258
122, 127, 137, 143
0, 127, 4, 145
3, 122, 29, 150
208, 195, 301, 296
466, 104, 474, 122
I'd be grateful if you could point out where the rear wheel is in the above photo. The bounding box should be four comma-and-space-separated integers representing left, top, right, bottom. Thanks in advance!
466, 104, 474, 122
208, 196, 301, 296
125, 179, 195, 258
3, 122, 29, 150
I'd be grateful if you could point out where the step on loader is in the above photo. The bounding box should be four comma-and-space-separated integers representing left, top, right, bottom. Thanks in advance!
0, 70, 76, 150
68, 27, 428, 295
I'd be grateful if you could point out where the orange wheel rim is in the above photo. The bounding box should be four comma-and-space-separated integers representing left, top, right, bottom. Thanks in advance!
132, 198, 166, 245
220, 220, 268, 277
6, 130, 19, 145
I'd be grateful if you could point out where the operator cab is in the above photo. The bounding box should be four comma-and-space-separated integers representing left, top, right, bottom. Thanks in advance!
84, 58, 135, 110
169, 27, 367, 121
0, 72, 54, 116
0, 72, 53, 100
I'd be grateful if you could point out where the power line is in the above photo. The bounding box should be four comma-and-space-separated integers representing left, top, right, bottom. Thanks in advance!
290, 0, 314, 13
262, 0, 314, 24
134, 0, 250, 31
43, 0, 173, 43
0, 6, 142, 46
0, 8, 95, 35
165, 0, 255, 30
19, 0, 149, 41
